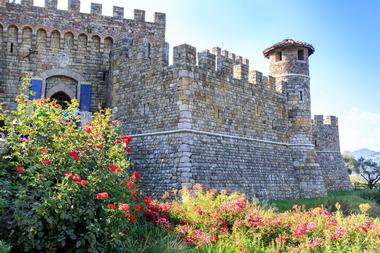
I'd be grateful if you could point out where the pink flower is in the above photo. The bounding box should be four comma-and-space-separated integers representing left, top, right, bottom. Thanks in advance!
184, 236, 194, 245
16, 166, 25, 172
108, 164, 121, 172
95, 145, 104, 150
41, 159, 52, 165
40, 148, 49, 154
127, 178, 134, 188
64, 171, 73, 177
80, 180, 87, 187
118, 202, 129, 212
69, 150, 80, 161
96, 192, 109, 200
275, 236, 289, 244
120, 135, 132, 145
72, 175, 81, 182
107, 203, 116, 209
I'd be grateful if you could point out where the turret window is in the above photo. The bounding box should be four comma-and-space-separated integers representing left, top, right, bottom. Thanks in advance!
275, 51, 282, 62
299, 90, 303, 102
298, 49, 304, 61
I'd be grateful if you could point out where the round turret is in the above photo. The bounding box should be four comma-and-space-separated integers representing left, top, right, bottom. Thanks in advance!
263, 39, 315, 144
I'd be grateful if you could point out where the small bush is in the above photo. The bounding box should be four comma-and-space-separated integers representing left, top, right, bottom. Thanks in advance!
0, 73, 143, 252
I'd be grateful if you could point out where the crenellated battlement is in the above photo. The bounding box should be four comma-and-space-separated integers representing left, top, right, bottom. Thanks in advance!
172, 44, 280, 93
313, 115, 338, 127
0, 0, 166, 27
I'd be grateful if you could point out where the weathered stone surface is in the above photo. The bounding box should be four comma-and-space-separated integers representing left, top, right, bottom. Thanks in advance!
0, 3, 352, 200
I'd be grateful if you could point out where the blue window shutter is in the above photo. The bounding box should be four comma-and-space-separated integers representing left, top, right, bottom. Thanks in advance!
29, 79, 42, 100
80, 84, 92, 111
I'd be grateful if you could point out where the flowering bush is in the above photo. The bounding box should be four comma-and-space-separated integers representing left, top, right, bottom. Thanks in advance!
146, 185, 380, 252
0, 74, 144, 252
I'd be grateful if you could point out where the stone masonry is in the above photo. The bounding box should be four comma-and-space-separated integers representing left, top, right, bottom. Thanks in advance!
0, 0, 352, 199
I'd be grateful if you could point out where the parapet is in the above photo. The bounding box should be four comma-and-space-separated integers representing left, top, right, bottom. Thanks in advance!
3, 1, 166, 27
173, 44, 197, 66
313, 115, 338, 126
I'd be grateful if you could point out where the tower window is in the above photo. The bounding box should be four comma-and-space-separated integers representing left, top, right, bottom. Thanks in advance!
299, 90, 303, 101
275, 51, 282, 62
147, 43, 151, 60
298, 49, 304, 60
10, 43, 14, 53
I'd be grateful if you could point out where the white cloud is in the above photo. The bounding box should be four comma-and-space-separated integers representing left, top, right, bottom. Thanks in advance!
339, 107, 380, 152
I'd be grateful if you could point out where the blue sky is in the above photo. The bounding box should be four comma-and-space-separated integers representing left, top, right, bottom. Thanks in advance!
32, 0, 380, 151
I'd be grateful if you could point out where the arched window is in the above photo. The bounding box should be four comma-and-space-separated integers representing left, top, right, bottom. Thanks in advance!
8, 25, 18, 53
21, 27, 32, 47
92, 35, 100, 52
50, 91, 71, 109
64, 32, 74, 50
78, 33, 87, 51
37, 29, 47, 49
104, 37, 113, 51
51, 30, 61, 49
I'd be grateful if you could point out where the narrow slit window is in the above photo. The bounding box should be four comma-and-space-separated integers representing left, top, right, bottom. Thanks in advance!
299, 90, 303, 101
298, 49, 304, 60
147, 43, 151, 60
275, 51, 282, 62
102, 71, 107, 81
10, 43, 14, 53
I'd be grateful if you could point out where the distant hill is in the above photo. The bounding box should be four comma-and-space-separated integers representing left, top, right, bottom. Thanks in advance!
352, 148, 380, 164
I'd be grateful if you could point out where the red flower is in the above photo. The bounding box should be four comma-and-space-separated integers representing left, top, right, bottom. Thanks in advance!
129, 214, 136, 222
41, 159, 52, 165
64, 171, 73, 177
69, 150, 80, 161
132, 170, 140, 181
135, 205, 142, 212
96, 192, 109, 200
16, 166, 25, 173
145, 196, 152, 205
114, 139, 122, 144
72, 175, 81, 182
107, 203, 116, 209
80, 180, 87, 187
95, 145, 104, 150
125, 146, 132, 153
40, 148, 49, 154
108, 164, 121, 172
196, 208, 203, 216
120, 135, 132, 145
131, 190, 138, 196
84, 127, 92, 133
127, 178, 134, 188
131, 196, 136, 201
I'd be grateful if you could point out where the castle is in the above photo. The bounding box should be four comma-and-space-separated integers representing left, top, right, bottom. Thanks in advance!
0, 0, 352, 199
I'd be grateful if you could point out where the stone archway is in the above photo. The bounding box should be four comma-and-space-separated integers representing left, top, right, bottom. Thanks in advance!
50, 91, 71, 109
40, 69, 85, 104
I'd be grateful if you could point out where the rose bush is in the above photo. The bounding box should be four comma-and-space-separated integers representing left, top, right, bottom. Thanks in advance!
0, 74, 144, 252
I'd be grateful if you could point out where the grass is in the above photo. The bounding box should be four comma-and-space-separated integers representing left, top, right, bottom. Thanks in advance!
267, 190, 380, 217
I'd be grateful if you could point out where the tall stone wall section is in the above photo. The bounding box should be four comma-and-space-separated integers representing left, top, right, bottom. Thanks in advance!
313, 115, 353, 191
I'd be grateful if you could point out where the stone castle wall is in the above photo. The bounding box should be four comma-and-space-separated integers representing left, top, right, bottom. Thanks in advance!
312, 115, 353, 191
0, 1, 352, 200
0, 0, 166, 111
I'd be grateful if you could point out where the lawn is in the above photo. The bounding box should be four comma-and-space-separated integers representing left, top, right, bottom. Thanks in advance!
268, 190, 380, 218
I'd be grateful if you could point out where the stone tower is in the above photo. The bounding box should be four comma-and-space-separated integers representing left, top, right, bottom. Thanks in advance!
264, 39, 327, 198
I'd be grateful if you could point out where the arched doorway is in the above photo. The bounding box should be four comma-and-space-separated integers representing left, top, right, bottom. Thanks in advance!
51, 91, 71, 109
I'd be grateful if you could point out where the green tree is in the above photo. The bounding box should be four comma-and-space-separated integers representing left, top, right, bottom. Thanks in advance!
342, 151, 359, 174
357, 157, 380, 189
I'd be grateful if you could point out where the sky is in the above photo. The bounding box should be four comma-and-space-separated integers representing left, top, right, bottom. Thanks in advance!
31, 0, 380, 151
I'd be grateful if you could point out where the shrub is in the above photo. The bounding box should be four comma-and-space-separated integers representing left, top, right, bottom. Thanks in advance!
0, 73, 143, 252
146, 185, 380, 252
